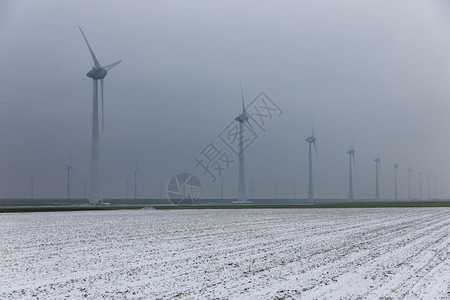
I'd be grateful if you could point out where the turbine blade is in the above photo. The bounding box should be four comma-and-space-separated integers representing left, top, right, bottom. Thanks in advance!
313, 141, 318, 160
78, 26, 101, 68
103, 60, 122, 71
240, 82, 245, 113
101, 78, 104, 132
246, 119, 252, 129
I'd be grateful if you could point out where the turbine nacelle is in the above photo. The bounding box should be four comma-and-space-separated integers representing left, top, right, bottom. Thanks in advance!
235, 113, 249, 123
87, 68, 107, 80
347, 148, 355, 155
393, 163, 399, 168
306, 136, 316, 143
374, 157, 381, 163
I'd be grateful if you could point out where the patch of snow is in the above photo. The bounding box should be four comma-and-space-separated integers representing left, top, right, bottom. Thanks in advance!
0, 208, 449, 299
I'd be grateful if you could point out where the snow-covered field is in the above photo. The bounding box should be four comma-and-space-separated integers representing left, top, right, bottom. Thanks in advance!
1, 208, 449, 299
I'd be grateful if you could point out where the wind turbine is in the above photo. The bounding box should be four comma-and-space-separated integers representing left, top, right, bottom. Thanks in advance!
66, 160, 75, 200
347, 147, 355, 200
374, 156, 381, 200
407, 168, 412, 201
393, 163, 399, 200
306, 127, 318, 202
83, 179, 87, 200
427, 174, 431, 200
134, 164, 142, 200
234, 84, 252, 204
79, 26, 121, 205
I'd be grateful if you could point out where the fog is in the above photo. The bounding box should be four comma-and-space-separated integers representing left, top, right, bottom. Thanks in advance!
1, 0, 450, 199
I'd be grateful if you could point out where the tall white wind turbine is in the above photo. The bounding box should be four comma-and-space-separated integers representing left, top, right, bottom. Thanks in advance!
79, 26, 121, 205
393, 163, 399, 200
347, 147, 355, 200
374, 156, 381, 200
306, 127, 318, 202
234, 84, 252, 204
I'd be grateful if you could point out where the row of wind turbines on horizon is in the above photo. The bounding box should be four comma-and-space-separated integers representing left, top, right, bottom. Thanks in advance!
233, 113, 444, 203
229, 86, 444, 203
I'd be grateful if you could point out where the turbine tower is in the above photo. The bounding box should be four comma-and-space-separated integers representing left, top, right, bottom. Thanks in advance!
83, 179, 87, 200
306, 128, 318, 202
79, 26, 121, 205
427, 174, 431, 200
66, 161, 75, 200
234, 84, 252, 204
393, 163, 399, 200
407, 168, 412, 201
374, 156, 381, 200
347, 147, 355, 200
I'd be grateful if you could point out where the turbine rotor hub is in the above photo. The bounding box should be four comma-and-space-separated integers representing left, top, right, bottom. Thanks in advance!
235, 113, 248, 123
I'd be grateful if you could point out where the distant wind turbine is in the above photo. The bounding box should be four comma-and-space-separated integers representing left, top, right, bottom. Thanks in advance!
67, 160, 75, 200
427, 174, 431, 200
79, 26, 121, 205
393, 163, 399, 200
374, 156, 381, 200
306, 127, 318, 202
407, 168, 412, 201
83, 179, 87, 200
347, 147, 355, 200
234, 84, 252, 204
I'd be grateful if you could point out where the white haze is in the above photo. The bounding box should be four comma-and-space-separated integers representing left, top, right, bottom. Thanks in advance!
1, 0, 450, 199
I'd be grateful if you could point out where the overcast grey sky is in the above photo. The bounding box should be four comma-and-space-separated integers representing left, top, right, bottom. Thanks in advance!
1, 0, 450, 199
